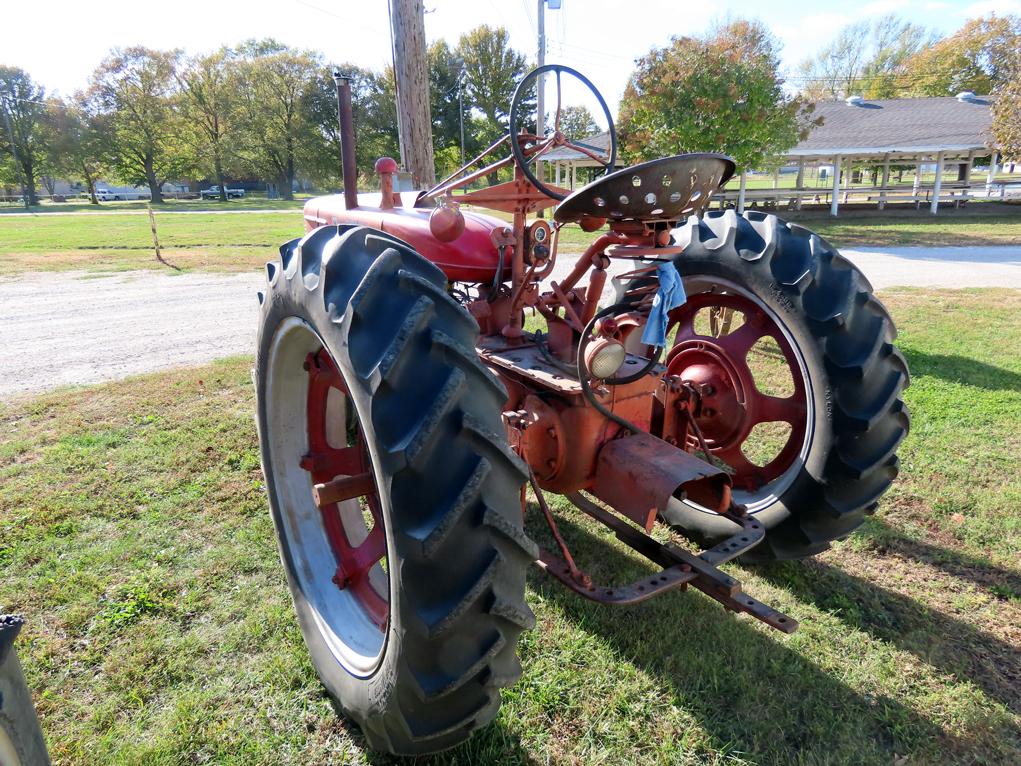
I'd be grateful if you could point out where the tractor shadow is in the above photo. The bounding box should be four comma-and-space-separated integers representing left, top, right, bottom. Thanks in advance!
859, 517, 1021, 603
758, 556, 1021, 716
902, 349, 1021, 392
525, 512, 1007, 762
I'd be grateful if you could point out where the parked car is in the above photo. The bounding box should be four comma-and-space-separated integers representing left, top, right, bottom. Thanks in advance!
94, 187, 151, 202
200, 185, 246, 199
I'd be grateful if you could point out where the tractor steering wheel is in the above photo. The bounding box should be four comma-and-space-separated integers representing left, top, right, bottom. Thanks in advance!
509, 65, 617, 201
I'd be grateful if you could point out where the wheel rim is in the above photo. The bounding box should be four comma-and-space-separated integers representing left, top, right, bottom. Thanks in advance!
265, 317, 389, 675
0, 726, 22, 766
665, 277, 814, 513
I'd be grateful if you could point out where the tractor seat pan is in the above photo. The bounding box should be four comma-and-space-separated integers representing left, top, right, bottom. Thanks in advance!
553, 153, 736, 225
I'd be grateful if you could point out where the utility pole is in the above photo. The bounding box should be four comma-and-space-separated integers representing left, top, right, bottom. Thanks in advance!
0, 94, 30, 210
536, 0, 546, 156
535, 0, 560, 211
389, 0, 436, 187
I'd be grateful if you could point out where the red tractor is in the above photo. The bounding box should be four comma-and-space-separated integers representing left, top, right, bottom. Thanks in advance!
254, 66, 909, 755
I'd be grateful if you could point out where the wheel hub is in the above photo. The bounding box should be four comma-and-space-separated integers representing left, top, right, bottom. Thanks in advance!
673, 353, 747, 447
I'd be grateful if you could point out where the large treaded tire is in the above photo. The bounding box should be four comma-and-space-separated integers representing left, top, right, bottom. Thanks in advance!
255, 225, 536, 755
0, 616, 51, 766
661, 210, 910, 561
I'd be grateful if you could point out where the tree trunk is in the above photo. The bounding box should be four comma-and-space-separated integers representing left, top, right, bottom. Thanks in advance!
278, 172, 293, 201
214, 150, 227, 202
282, 139, 295, 200
81, 163, 99, 205
144, 153, 164, 203
22, 158, 38, 206
390, 0, 436, 186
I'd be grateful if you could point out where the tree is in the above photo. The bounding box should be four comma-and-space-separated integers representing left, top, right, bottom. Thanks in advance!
234, 40, 322, 200
46, 95, 108, 205
456, 26, 530, 147
0, 66, 50, 204
992, 50, 1021, 162
87, 47, 187, 203
619, 19, 815, 170
797, 15, 933, 99
557, 105, 598, 141
900, 14, 1021, 96
301, 64, 399, 189
178, 48, 240, 201
428, 39, 469, 163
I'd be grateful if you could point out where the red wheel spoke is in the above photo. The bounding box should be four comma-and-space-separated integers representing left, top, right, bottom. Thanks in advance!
668, 311, 697, 346
300, 444, 364, 477
714, 319, 767, 360
751, 393, 805, 425
352, 523, 386, 572
712, 444, 769, 490
304, 346, 389, 630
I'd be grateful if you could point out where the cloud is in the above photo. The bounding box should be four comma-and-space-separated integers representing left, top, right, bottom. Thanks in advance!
861, 0, 910, 14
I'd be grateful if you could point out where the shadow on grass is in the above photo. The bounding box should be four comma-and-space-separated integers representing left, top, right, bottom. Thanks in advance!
332, 697, 540, 766
759, 558, 1021, 717
903, 349, 1021, 391
526, 514, 1008, 763
860, 518, 1021, 602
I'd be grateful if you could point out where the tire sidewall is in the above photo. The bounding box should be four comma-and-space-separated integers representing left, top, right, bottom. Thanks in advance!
255, 280, 403, 722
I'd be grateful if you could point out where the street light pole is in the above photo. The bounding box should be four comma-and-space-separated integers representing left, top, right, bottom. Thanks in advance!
458, 74, 466, 168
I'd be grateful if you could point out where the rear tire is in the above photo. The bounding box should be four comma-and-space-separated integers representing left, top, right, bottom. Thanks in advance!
255, 225, 535, 755
660, 210, 910, 561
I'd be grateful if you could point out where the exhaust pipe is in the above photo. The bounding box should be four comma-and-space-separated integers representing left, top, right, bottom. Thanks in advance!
332, 68, 359, 210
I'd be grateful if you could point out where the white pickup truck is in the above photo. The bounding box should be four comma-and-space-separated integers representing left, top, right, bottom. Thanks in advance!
200, 185, 246, 199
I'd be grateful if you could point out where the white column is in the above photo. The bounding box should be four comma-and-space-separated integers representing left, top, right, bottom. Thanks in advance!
794, 158, 805, 210
737, 170, 747, 213
930, 150, 945, 215
571, 163, 577, 190
912, 159, 922, 198
986, 150, 998, 195
878, 154, 891, 211
843, 157, 852, 203
830, 155, 841, 216
555, 162, 560, 186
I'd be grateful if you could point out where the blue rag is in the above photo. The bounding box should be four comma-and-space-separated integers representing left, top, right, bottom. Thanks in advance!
640, 262, 687, 347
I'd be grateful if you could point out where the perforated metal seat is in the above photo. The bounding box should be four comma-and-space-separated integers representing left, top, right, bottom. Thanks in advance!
553, 153, 736, 224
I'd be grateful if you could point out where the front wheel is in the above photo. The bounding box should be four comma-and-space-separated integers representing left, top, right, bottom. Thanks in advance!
255, 225, 535, 755
657, 211, 910, 561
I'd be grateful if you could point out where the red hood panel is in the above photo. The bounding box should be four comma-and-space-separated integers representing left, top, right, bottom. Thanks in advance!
304, 194, 507, 283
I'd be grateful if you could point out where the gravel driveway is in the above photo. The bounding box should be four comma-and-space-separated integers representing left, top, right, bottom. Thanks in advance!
2, 244, 1019, 400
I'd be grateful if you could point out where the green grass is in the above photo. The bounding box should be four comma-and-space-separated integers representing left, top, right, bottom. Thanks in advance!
783, 205, 1021, 248
1, 288, 1019, 764
0, 211, 303, 274
0, 195, 309, 215
1, 200, 1020, 275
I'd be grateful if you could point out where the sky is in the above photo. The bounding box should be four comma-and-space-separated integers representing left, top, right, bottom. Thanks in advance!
5, 0, 1021, 115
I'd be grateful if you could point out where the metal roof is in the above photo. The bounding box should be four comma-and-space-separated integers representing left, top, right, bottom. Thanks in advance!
539, 131, 620, 164
792, 96, 994, 160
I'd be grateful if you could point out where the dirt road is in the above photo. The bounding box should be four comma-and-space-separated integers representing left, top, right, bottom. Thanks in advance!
2, 244, 1019, 399
0, 271, 261, 399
